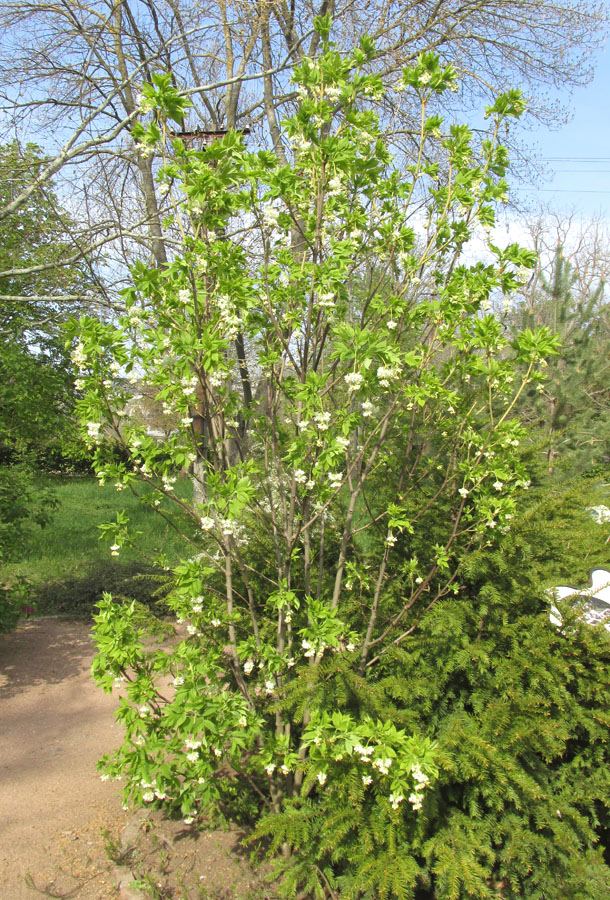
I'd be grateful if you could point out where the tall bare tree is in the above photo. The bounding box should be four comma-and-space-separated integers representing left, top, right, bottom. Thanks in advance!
0, 0, 605, 283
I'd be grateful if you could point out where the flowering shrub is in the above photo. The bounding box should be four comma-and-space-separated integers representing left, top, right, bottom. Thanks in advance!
72, 18, 570, 898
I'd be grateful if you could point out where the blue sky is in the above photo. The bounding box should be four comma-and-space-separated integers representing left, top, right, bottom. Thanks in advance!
514, 43, 610, 218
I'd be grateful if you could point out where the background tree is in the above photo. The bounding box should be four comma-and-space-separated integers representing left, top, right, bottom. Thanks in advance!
0, 0, 605, 289
0, 142, 94, 579
0, 141, 94, 466
508, 222, 610, 475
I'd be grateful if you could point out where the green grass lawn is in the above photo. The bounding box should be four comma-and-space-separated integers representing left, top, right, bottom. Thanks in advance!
4, 474, 194, 617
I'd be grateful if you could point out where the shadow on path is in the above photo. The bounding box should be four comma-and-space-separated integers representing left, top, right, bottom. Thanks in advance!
0, 618, 94, 699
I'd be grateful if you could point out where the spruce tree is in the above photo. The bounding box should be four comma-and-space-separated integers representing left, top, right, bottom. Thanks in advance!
512, 245, 610, 475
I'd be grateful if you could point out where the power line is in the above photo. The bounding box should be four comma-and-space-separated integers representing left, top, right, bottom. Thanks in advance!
520, 187, 610, 194
543, 157, 610, 162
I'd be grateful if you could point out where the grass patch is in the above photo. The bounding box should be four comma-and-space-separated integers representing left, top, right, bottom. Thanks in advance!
4, 474, 194, 617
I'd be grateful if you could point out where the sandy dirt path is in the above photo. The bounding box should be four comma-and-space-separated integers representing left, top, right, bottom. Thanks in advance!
0, 618, 130, 899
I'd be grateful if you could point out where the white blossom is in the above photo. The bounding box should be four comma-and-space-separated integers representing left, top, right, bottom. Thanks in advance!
263, 205, 280, 227
409, 792, 423, 811
313, 411, 331, 431
344, 371, 363, 392
389, 792, 404, 809
318, 291, 335, 309
373, 757, 392, 775
412, 764, 429, 786
200, 516, 214, 531
142, 791, 155, 802
317, 771, 327, 785
328, 472, 343, 489
377, 364, 400, 387
244, 659, 254, 675
71, 342, 87, 369
290, 134, 312, 152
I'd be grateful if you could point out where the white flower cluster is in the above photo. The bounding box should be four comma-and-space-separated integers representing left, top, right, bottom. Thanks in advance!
377, 365, 401, 388
87, 422, 101, 440
373, 756, 392, 776
354, 744, 375, 763
290, 134, 312, 152
389, 792, 404, 809
344, 372, 363, 392
409, 763, 430, 811
318, 291, 335, 309
361, 400, 374, 418
71, 342, 87, 370
263, 205, 280, 228
313, 411, 331, 431
208, 371, 224, 389
216, 294, 240, 340
328, 472, 343, 489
